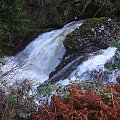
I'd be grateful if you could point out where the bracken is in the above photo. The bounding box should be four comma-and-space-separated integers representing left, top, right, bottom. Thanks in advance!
33, 82, 120, 120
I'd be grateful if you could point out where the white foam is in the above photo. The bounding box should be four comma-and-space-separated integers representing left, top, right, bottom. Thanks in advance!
1, 21, 83, 89
58, 47, 117, 86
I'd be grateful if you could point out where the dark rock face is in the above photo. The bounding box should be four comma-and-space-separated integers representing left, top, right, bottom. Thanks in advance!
64, 17, 119, 56
25, 0, 120, 29
49, 17, 120, 83
47, 55, 87, 84
116, 76, 120, 83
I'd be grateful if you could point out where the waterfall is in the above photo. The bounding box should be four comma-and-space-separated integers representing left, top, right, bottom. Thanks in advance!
0, 20, 118, 91
1, 21, 83, 87
57, 47, 117, 86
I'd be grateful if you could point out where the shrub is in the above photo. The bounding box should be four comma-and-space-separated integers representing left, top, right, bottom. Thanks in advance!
0, 0, 29, 55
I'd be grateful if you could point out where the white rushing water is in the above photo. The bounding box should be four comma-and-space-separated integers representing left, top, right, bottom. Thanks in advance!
57, 47, 117, 86
1, 21, 83, 88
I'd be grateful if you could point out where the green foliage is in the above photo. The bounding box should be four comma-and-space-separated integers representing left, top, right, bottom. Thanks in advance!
0, 80, 36, 120
79, 80, 113, 105
111, 39, 120, 51
0, 0, 29, 55
110, 34, 120, 69
82, 17, 106, 31
112, 53, 120, 69
37, 83, 63, 97
37, 82, 71, 99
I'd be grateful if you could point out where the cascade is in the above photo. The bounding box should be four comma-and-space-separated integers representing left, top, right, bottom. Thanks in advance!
57, 47, 117, 86
1, 21, 83, 87
0, 20, 118, 91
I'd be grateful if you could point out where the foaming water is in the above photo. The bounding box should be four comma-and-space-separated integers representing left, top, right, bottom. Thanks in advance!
1, 21, 83, 88
57, 47, 117, 86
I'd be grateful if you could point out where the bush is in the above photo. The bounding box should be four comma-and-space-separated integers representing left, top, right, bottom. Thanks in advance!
0, 0, 29, 56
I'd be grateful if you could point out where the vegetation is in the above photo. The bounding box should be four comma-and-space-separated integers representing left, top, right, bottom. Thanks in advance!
75, 17, 107, 35
1, 79, 120, 120
0, 0, 120, 120
0, 0, 28, 56
0, 0, 120, 56
34, 83, 120, 120
0, 80, 36, 120
105, 32, 120, 70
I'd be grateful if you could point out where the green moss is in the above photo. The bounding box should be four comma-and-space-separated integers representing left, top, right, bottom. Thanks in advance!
79, 17, 107, 35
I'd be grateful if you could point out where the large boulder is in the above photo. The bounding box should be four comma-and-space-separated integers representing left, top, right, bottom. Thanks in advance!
64, 17, 119, 56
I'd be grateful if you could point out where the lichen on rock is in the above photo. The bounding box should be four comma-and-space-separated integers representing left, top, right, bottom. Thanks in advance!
64, 17, 119, 55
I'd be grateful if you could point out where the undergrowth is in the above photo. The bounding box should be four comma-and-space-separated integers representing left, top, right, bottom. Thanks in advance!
33, 82, 120, 120
0, 79, 120, 120
0, 80, 37, 120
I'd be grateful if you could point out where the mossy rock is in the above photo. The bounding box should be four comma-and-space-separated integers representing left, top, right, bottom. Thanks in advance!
64, 17, 119, 55
79, 17, 107, 36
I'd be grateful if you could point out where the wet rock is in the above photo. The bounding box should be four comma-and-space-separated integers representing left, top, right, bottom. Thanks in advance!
64, 17, 119, 56
48, 55, 87, 84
